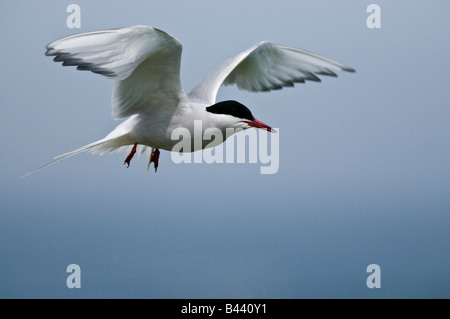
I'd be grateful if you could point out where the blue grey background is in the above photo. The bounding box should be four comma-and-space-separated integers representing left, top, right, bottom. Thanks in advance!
1, 0, 449, 298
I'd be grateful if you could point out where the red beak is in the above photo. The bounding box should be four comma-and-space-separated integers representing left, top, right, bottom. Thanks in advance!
243, 119, 276, 133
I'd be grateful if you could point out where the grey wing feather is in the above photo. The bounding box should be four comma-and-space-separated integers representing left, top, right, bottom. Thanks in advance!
188, 41, 355, 105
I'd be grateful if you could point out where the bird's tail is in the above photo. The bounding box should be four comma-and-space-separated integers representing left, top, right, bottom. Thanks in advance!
21, 134, 152, 178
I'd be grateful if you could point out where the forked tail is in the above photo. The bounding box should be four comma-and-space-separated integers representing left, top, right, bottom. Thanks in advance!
21, 139, 109, 178
21, 134, 152, 178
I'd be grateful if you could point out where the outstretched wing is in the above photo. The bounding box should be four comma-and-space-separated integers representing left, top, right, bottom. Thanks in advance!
188, 41, 355, 105
46, 25, 188, 119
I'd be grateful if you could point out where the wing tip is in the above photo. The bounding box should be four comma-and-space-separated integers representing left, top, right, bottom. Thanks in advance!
343, 66, 356, 73
45, 48, 57, 56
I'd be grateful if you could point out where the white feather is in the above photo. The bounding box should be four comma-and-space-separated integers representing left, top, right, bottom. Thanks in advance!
46, 25, 188, 119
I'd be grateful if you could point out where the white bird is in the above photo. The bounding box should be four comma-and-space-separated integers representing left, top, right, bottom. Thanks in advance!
24, 25, 354, 177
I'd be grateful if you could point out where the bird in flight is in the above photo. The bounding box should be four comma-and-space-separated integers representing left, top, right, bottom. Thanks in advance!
24, 25, 354, 177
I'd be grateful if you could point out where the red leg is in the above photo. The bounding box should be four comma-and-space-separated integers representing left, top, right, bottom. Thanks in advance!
150, 149, 160, 172
124, 143, 137, 167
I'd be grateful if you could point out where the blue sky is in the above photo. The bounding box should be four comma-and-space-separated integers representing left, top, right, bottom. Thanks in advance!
1, 0, 449, 298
